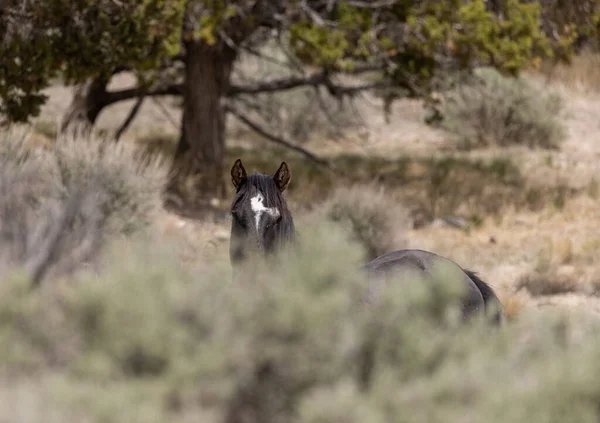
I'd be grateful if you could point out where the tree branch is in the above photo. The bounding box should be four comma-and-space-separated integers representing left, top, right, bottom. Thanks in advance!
115, 94, 145, 141
324, 79, 393, 97
228, 72, 327, 95
345, 0, 401, 8
226, 104, 333, 169
99, 65, 385, 107
103, 84, 183, 107
227, 64, 384, 96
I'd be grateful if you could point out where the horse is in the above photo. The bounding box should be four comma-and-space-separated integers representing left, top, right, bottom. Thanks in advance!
229, 158, 296, 267
228, 158, 504, 324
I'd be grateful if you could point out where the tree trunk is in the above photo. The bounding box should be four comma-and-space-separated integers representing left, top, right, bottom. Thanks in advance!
60, 76, 109, 137
168, 41, 237, 204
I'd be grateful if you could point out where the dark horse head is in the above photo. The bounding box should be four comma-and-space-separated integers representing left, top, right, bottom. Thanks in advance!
229, 159, 296, 268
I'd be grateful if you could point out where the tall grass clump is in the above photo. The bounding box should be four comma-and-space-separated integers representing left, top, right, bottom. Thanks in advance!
0, 127, 167, 285
3, 221, 600, 423
305, 185, 410, 260
440, 68, 565, 150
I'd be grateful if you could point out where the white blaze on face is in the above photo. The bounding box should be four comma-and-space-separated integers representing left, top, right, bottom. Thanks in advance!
250, 193, 280, 232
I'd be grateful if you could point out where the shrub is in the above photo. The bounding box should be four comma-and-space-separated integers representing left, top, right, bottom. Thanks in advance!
516, 238, 590, 297
0, 127, 167, 285
51, 135, 166, 235
3, 222, 600, 423
439, 67, 565, 149
305, 185, 410, 260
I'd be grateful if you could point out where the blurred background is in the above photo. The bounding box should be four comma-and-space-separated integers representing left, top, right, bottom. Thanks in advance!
1, 1, 600, 422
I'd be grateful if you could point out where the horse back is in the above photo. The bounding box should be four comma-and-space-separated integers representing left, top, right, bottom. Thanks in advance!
362, 249, 503, 324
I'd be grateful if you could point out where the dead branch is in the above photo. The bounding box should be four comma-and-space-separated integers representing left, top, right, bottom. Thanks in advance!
115, 94, 145, 141
150, 97, 180, 130
226, 104, 333, 169
229, 72, 328, 96
345, 0, 399, 7
228, 64, 383, 96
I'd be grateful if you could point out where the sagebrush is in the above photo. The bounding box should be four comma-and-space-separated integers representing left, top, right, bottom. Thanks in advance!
439, 68, 565, 149
0, 127, 167, 285
2, 218, 600, 423
304, 185, 410, 260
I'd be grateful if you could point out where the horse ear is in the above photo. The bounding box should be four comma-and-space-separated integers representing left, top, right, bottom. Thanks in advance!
231, 159, 247, 189
273, 161, 291, 192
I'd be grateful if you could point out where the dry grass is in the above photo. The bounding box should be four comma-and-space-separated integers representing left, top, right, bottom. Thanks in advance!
540, 53, 600, 94
516, 235, 596, 297
516, 269, 586, 297
499, 292, 529, 321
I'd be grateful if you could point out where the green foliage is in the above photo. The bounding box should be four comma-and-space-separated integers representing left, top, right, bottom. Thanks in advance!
537, 0, 600, 56
193, 1, 243, 46
439, 67, 565, 149
374, 0, 561, 111
0, 0, 185, 122
287, 0, 556, 78
289, 3, 374, 69
453, 0, 551, 73
0, 0, 590, 136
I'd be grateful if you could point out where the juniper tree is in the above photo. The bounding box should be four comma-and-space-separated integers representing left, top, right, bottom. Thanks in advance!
0, 0, 587, 200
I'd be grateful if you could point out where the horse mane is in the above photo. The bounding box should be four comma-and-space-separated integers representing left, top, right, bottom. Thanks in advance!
231, 173, 296, 245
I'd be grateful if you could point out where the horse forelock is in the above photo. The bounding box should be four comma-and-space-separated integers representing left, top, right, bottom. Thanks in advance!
232, 174, 288, 211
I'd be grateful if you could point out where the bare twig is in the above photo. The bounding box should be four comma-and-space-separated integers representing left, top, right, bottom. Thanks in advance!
228, 65, 384, 96
313, 86, 365, 132
324, 79, 392, 97
28, 191, 83, 289
150, 97, 180, 130
300, 0, 328, 27
237, 43, 296, 70
115, 94, 145, 141
226, 104, 333, 169
345, 0, 399, 7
